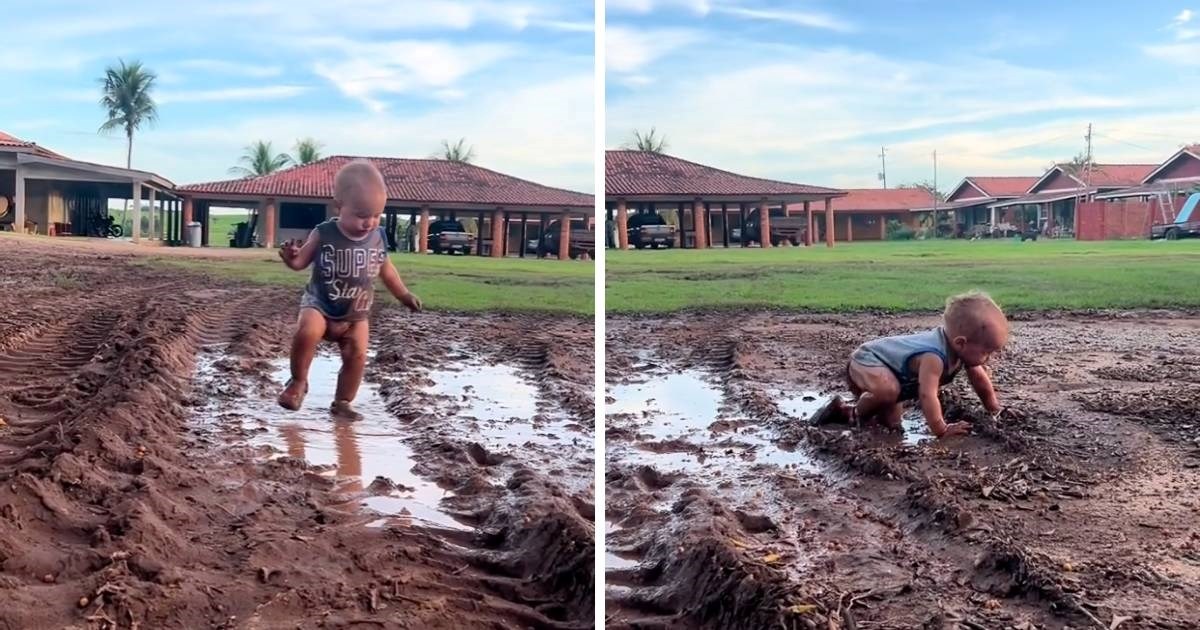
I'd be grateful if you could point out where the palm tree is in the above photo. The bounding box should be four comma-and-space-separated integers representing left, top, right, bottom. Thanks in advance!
434, 138, 476, 163
99, 59, 158, 229
624, 127, 668, 153
229, 141, 293, 178
1061, 151, 1096, 181
292, 137, 323, 165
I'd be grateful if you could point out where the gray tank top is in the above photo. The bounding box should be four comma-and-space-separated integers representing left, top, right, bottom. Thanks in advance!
851, 326, 962, 401
300, 220, 388, 321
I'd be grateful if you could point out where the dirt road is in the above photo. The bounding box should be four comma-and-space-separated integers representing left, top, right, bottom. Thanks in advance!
606, 312, 1200, 629
0, 238, 594, 629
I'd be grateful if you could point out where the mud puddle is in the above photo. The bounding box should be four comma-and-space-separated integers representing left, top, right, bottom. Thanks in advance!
197, 351, 468, 532
417, 355, 594, 493
607, 371, 819, 475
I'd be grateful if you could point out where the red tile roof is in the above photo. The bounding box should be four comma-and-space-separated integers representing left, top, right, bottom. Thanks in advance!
0, 131, 67, 159
787, 187, 932, 213
964, 176, 1040, 198
179, 156, 592, 209
1081, 163, 1158, 187
606, 150, 843, 199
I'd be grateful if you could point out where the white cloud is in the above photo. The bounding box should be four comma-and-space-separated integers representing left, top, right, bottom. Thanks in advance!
607, 26, 701, 73
1173, 9, 1194, 25
310, 40, 514, 111
95, 75, 594, 192
174, 59, 283, 78
607, 0, 711, 15
1145, 41, 1200, 64
607, 42, 1193, 189
157, 85, 311, 104
715, 7, 854, 32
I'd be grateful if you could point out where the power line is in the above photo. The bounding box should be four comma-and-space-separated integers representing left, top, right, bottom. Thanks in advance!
1094, 132, 1156, 152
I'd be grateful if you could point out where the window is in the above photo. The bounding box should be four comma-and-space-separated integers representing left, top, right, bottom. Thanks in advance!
279, 202, 327, 230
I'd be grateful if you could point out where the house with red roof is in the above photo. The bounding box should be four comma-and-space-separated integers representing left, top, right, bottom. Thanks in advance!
986, 162, 1156, 235
911, 176, 1039, 236
604, 150, 845, 248
177, 156, 594, 258
785, 188, 932, 241
0, 131, 177, 240
1094, 145, 1200, 202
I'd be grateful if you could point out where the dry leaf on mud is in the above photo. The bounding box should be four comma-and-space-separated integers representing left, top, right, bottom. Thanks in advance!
762, 553, 781, 564
788, 604, 818, 615
1110, 615, 1133, 629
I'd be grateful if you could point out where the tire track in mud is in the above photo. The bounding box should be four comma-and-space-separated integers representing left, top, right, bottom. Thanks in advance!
607, 314, 1200, 630
0, 242, 595, 629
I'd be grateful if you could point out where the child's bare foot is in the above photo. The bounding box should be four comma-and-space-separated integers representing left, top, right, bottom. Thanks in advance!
330, 400, 363, 421
278, 379, 308, 411
810, 396, 852, 425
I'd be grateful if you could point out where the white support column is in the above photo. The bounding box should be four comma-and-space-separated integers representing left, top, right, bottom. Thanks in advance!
13, 164, 25, 234
147, 188, 157, 240
990, 206, 997, 227
131, 182, 142, 243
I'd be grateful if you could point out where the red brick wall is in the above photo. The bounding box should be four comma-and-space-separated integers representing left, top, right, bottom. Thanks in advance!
1076, 199, 1154, 240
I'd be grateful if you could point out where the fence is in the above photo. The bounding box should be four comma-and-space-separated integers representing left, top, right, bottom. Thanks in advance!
1075, 199, 1155, 241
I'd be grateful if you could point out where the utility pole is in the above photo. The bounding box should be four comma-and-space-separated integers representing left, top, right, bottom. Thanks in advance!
878, 146, 888, 189
932, 149, 938, 238
1084, 123, 1093, 187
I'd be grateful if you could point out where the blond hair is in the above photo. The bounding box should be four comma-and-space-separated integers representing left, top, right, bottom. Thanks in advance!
944, 290, 1005, 339
333, 159, 386, 203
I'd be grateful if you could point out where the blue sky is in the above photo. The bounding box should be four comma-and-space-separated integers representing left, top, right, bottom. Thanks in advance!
3, 1, 594, 192
606, 1, 1200, 191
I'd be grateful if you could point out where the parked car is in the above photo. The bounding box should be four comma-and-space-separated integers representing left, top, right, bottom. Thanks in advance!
539, 219, 595, 259
1151, 193, 1200, 240
742, 208, 807, 246
627, 213, 676, 249
427, 219, 475, 254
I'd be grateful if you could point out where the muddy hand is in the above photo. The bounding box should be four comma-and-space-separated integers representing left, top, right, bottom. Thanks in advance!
279, 239, 300, 262
401, 292, 423, 313
938, 421, 971, 438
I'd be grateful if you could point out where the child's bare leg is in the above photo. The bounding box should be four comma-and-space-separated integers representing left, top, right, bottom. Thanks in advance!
881, 403, 903, 431
848, 362, 901, 426
279, 309, 326, 410
331, 321, 369, 420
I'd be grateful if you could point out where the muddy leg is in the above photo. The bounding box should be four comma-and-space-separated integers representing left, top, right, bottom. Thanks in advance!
881, 403, 903, 432
848, 362, 900, 426
331, 321, 369, 420
279, 309, 325, 410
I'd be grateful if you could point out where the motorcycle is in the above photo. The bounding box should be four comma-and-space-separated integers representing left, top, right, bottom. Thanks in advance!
90, 214, 123, 238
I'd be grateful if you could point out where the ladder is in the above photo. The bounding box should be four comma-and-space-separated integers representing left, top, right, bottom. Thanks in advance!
1153, 186, 1177, 224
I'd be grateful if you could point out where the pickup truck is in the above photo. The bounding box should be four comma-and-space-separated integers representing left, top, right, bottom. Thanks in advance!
742, 208, 807, 246
627, 213, 677, 249
539, 219, 595, 259
427, 219, 475, 254
1151, 193, 1200, 240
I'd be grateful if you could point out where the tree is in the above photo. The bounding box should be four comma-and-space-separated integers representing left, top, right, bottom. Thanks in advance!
1061, 151, 1096, 180
434, 138, 476, 163
291, 138, 323, 165
229, 141, 293, 177
624, 127, 668, 153
898, 180, 946, 202
99, 59, 158, 229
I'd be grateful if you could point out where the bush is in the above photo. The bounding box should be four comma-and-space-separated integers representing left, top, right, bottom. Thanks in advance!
886, 220, 916, 240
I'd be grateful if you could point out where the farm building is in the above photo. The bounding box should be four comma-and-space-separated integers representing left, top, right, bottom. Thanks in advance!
1080, 146, 1200, 239
985, 163, 1156, 236
785, 188, 932, 242
178, 156, 595, 259
0, 131, 180, 241
912, 176, 1039, 237
604, 150, 845, 248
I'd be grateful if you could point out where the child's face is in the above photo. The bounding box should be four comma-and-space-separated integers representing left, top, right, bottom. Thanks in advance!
951, 318, 1008, 367
336, 187, 386, 238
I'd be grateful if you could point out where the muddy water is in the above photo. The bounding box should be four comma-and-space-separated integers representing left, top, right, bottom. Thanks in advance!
196, 352, 468, 531
608, 370, 819, 474
777, 389, 932, 445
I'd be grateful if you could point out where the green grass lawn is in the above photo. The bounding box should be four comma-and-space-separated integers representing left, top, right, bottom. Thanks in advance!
157, 252, 595, 315
606, 239, 1200, 313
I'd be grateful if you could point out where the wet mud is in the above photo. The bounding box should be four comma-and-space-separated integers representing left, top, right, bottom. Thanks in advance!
606, 312, 1200, 629
0, 239, 593, 629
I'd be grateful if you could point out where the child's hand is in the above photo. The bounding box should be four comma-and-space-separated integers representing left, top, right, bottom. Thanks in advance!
279, 239, 301, 262
400, 292, 422, 313
936, 421, 971, 438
